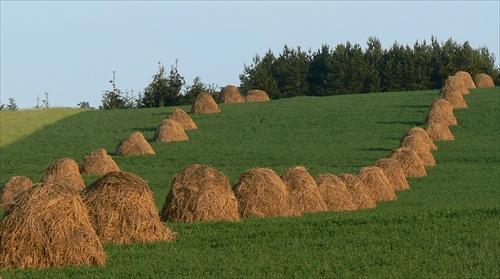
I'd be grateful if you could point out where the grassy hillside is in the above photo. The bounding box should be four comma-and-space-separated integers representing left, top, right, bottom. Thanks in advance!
1, 88, 499, 278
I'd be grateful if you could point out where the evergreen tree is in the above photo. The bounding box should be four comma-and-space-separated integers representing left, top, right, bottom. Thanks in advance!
239, 50, 281, 98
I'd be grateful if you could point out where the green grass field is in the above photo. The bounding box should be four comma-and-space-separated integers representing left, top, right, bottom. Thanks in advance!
1, 88, 499, 278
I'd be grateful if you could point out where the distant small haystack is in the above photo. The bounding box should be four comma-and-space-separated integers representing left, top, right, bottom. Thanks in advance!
153, 119, 189, 143
222, 85, 244, 104
389, 148, 426, 178
425, 121, 455, 141
1, 176, 33, 214
280, 166, 327, 214
407, 127, 437, 151
400, 135, 436, 167
168, 108, 197, 130
245, 90, 270, 103
234, 168, 295, 218
82, 172, 175, 244
375, 159, 409, 191
425, 98, 458, 126
161, 164, 239, 223
474, 73, 495, 88
191, 92, 221, 114
454, 71, 476, 89
441, 75, 469, 96
115, 132, 155, 156
79, 148, 120, 175
0, 182, 106, 269
359, 166, 397, 202
42, 158, 85, 192
339, 174, 376, 209
314, 173, 357, 211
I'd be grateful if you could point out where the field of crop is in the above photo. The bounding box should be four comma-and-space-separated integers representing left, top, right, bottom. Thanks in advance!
1, 88, 499, 278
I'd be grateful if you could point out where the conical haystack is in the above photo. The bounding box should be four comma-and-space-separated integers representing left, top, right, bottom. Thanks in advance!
1, 176, 33, 214
0, 182, 106, 269
222, 85, 244, 104
245, 90, 270, 103
314, 174, 357, 211
441, 75, 469, 96
425, 121, 455, 141
339, 174, 376, 209
168, 108, 197, 130
441, 89, 468, 109
42, 158, 85, 191
375, 158, 410, 191
474, 73, 495, 88
161, 164, 239, 223
454, 71, 476, 89
359, 166, 397, 202
425, 98, 458, 126
82, 172, 175, 244
115, 132, 155, 156
79, 148, 120, 175
153, 119, 189, 143
191, 92, 221, 114
389, 148, 426, 178
406, 127, 437, 151
400, 135, 436, 167
280, 166, 327, 214
234, 168, 295, 218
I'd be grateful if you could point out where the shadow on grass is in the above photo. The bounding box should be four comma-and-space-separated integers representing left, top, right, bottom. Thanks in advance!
377, 120, 422, 126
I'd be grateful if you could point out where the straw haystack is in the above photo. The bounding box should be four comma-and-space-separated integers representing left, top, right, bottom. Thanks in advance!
425, 98, 458, 126
245, 90, 270, 103
474, 73, 495, 88
454, 71, 476, 89
400, 135, 436, 167
0, 182, 106, 269
441, 75, 469, 96
389, 148, 426, 177
1, 176, 33, 214
79, 148, 120, 175
359, 166, 397, 202
191, 92, 221, 114
406, 127, 438, 151
441, 89, 468, 109
42, 158, 85, 192
115, 132, 155, 156
314, 174, 357, 211
222, 85, 244, 104
234, 168, 295, 218
161, 164, 239, 223
339, 174, 376, 209
375, 158, 409, 191
82, 172, 175, 244
425, 121, 455, 141
280, 167, 327, 214
153, 119, 189, 143
168, 108, 197, 130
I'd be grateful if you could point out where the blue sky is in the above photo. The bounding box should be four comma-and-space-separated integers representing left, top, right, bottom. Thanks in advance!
1, 1, 499, 108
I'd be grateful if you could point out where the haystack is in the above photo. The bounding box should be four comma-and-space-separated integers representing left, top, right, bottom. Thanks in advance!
82, 172, 175, 244
161, 164, 239, 223
375, 158, 410, 191
234, 168, 295, 218
314, 174, 357, 211
115, 132, 155, 156
441, 89, 468, 109
1, 176, 32, 214
222, 85, 244, 104
339, 174, 376, 209
441, 75, 469, 96
407, 127, 438, 151
425, 98, 458, 126
42, 158, 85, 191
191, 92, 221, 114
359, 166, 397, 202
79, 148, 120, 175
400, 135, 436, 167
474, 73, 495, 88
454, 71, 476, 89
245, 90, 270, 102
153, 119, 189, 143
0, 182, 106, 269
168, 108, 197, 130
389, 148, 426, 177
280, 166, 327, 214
425, 121, 455, 141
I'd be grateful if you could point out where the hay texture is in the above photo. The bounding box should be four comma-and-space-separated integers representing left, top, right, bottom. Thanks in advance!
168, 108, 197, 130
161, 164, 239, 223
314, 174, 357, 211
474, 73, 495, 88
425, 121, 455, 141
441, 75, 469, 96
79, 148, 120, 175
400, 135, 436, 167
425, 98, 458, 126
234, 168, 294, 218
280, 166, 327, 214
82, 172, 175, 244
1, 176, 33, 214
222, 85, 244, 104
389, 148, 426, 178
441, 89, 468, 109
245, 90, 270, 103
454, 71, 476, 89
42, 158, 85, 192
407, 127, 438, 151
375, 158, 410, 191
191, 92, 221, 114
0, 182, 106, 269
115, 132, 155, 156
153, 119, 189, 143
359, 166, 397, 202
339, 174, 376, 209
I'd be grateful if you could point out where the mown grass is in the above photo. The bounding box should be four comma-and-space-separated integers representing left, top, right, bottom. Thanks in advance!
0, 88, 499, 278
